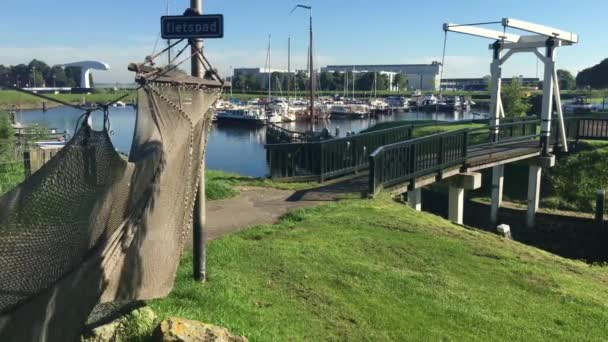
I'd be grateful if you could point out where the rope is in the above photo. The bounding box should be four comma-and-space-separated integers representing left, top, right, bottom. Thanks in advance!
2, 85, 90, 111
146, 39, 185, 65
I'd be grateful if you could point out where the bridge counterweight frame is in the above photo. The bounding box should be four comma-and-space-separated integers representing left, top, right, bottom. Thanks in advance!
443, 18, 578, 153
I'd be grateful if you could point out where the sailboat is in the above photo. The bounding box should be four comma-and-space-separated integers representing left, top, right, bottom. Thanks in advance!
369, 72, 390, 115
263, 35, 283, 124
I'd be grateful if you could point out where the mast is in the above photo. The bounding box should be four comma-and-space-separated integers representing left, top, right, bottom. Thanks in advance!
344, 71, 348, 98
309, 11, 315, 121
374, 72, 377, 98
267, 34, 271, 100
287, 36, 291, 100
287, 36, 291, 113
352, 66, 355, 99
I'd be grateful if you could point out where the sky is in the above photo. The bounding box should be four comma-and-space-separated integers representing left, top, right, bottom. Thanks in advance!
0, 0, 606, 84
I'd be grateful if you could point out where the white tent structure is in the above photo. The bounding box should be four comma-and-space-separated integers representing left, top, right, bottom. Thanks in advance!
63, 61, 110, 89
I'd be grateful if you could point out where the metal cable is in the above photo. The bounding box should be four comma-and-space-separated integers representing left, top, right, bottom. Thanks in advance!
447, 21, 502, 28
2, 85, 90, 111
439, 30, 448, 95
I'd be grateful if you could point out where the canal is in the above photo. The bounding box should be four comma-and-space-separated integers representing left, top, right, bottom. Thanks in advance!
14, 106, 487, 177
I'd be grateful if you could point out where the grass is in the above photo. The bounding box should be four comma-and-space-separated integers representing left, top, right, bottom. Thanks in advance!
361, 119, 487, 139
0, 156, 24, 195
205, 170, 313, 201
148, 195, 608, 341
0, 90, 135, 110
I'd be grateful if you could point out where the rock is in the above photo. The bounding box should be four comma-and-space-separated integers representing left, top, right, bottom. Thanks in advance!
497, 224, 512, 239
81, 306, 157, 342
154, 317, 248, 342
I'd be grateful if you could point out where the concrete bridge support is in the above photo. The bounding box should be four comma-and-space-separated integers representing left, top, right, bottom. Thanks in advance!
447, 173, 482, 225
408, 188, 422, 211
526, 165, 542, 228
449, 186, 465, 224
526, 155, 556, 228
490, 165, 505, 225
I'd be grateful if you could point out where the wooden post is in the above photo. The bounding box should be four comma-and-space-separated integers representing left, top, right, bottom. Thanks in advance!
191, 0, 206, 282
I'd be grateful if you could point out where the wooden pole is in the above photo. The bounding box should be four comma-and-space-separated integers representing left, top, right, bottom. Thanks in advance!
191, 0, 206, 282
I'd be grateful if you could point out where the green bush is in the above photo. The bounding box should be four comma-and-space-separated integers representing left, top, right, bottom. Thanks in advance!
548, 145, 608, 211
0, 111, 14, 139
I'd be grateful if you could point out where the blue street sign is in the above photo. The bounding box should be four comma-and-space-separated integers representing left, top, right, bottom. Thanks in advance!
161, 14, 223, 39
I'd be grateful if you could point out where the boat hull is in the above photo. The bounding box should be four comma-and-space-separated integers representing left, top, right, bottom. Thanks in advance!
215, 116, 267, 125
330, 111, 368, 119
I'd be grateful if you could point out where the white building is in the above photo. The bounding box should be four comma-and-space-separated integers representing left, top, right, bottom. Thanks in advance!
321, 62, 442, 91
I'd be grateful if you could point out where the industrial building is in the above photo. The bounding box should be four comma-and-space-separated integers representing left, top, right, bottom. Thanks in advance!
320, 62, 442, 91
232, 67, 294, 90
440, 77, 540, 91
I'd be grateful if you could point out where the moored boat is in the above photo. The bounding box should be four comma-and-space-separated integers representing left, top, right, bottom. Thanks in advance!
216, 106, 267, 125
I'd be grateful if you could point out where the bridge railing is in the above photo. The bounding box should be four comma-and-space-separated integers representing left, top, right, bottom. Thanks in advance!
368, 129, 468, 195
469, 117, 541, 148
266, 124, 413, 181
563, 117, 608, 140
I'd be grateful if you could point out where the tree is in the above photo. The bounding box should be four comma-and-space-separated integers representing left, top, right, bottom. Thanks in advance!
0, 112, 14, 139
483, 75, 492, 91
392, 73, 407, 91
501, 77, 531, 117
295, 71, 307, 92
332, 71, 344, 91
355, 72, 375, 92
576, 58, 608, 89
374, 74, 386, 91
319, 71, 334, 91
64, 66, 81, 87
556, 69, 575, 90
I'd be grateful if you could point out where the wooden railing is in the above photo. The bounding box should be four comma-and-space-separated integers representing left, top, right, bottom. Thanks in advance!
566, 117, 608, 140
266, 124, 413, 181
369, 129, 468, 195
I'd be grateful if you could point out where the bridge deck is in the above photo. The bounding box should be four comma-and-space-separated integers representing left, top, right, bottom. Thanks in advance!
465, 140, 546, 171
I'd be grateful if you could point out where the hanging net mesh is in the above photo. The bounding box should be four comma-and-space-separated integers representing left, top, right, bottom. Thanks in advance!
0, 68, 222, 341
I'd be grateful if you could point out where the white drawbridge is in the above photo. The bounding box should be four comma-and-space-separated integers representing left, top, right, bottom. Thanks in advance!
444, 18, 578, 154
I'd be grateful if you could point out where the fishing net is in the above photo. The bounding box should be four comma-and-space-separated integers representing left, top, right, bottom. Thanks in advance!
0, 67, 222, 341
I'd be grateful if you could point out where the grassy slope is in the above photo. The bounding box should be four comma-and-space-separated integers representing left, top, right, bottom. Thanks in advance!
149, 196, 608, 341
206, 170, 313, 201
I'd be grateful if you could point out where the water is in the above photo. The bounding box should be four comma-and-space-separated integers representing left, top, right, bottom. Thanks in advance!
15, 106, 486, 177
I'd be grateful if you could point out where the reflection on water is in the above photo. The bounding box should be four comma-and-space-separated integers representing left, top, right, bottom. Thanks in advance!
17, 106, 486, 177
